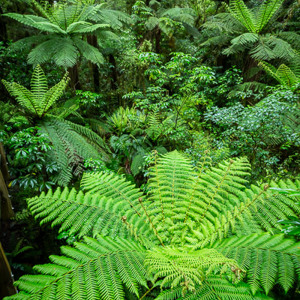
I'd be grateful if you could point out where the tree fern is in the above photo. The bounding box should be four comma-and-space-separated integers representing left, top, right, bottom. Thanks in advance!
2, 65, 69, 118
5, 152, 300, 299
203, 0, 298, 64
2, 66, 108, 185
3, 0, 128, 68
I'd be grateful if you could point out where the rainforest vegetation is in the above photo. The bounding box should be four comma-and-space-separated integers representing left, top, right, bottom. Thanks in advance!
0, 0, 299, 299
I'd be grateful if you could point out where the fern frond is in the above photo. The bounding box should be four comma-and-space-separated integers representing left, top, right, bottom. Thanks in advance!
156, 276, 271, 299
3, 13, 48, 29
66, 120, 110, 157
73, 37, 105, 65
145, 247, 242, 293
214, 233, 300, 294
228, 0, 256, 33
256, 0, 284, 32
30, 65, 48, 107
259, 61, 299, 87
2, 80, 38, 116
8, 236, 147, 299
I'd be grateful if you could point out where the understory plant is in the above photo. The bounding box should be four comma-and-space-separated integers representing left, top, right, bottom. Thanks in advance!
2, 65, 109, 186
5, 151, 300, 299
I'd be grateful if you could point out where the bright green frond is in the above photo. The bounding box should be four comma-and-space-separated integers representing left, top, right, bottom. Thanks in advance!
3, 13, 48, 29
259, 61, 299, 87
228, 0, 256, 33
27, 186, 147, 241
30, 65, 48, 114
5, 236, 147, 300
256, 0, 284, 32
67, 21, 110, 34
214, 233, 300, 294
145, 247, 242, 293
2, 80, 38, 116
156, 276, 271, 299
42, 73, 69, 114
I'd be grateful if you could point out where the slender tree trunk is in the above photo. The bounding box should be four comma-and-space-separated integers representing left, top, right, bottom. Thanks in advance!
87, 35, 100, 93
0, 6, 8, 45
108, 54, 118, 91
68, 63, 81, 91
155, 28, 161, 53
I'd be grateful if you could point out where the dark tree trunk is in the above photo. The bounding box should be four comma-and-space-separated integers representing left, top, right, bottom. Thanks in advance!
87, 35, 100, 93
68, 64, 81, 91
0, 6, 8, 45
155, 28, 162, 53
108, 54, 118, 91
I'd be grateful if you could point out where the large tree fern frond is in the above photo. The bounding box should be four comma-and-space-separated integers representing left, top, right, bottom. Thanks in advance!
214, 233, 300, 294
73, 37, 105, 65
228, 0, 256, 33
256, 0, 284, 32
5, 236, 148, 300
26, 186, 152, 243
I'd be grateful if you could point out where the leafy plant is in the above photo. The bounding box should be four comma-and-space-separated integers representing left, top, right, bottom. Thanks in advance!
2, 65, 109, 186
4, 0, 108, 68
1, 127, 57, 191
205, 90, 300, 178
202, 0, 299, 71
272, 188, 300, 237
4, 151, 300, 299
259, 61, 300, 88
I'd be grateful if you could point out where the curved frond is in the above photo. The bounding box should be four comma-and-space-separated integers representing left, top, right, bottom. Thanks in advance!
7, 236, 147, 300
145, 247, 241, 292
73, 37, 104, 64
214, 233, 300, 294
228, 0, 256, 33
2, 80, 38, 116
256, 0, 284, 32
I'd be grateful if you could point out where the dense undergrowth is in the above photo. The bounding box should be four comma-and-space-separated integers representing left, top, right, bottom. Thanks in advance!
0, 0, 299, 299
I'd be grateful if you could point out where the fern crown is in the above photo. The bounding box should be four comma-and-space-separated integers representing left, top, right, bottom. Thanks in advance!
3, 0, 129, 68
2, 65, 69, 118
2, 66, 109, 186
5, 151, 300, 299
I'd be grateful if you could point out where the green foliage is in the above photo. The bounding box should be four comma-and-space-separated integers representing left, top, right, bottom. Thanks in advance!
202, 0, 299, 64
205, 90, 300, 179
3, 0, 129, 68
0, 126, 57, 191
5, 151, 300, 299
259, 61, 300, 88
2, 65, 69, 118
2, 65, 108, 185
